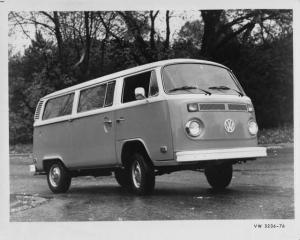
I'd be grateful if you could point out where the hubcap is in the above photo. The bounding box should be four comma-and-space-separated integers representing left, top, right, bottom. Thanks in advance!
49, 166, 61, 187
132, 161, 142, 189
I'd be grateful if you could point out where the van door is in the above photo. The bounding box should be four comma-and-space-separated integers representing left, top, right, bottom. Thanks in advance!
115, 71, 173, 162
70, 81, 117, 168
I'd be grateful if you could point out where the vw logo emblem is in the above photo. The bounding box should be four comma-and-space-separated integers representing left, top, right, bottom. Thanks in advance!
224, 119, 235, 133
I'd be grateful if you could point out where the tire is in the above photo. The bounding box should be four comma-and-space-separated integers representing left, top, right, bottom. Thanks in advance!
114, 168, 131, 188
129, 153, 155, 195
47, 162, 72, 193
204, 164, 233, 190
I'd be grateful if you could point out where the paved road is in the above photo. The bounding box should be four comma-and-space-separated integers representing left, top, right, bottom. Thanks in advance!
10, 147, 294, 221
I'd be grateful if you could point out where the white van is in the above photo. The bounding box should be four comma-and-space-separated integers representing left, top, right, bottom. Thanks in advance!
31, 58, 267, 195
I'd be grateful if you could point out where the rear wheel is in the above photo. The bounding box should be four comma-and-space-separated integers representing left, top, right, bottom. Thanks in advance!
47, 162, 71, 193
129, 153, 155, 195
204, 164, 233, 190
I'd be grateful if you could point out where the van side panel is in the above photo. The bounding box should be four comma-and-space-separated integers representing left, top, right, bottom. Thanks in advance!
33, 121, 72, 171
69, 111, 116, 168
115, 100, 174, 164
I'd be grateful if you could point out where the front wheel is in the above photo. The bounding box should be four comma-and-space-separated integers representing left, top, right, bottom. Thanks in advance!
129, 153, 155, 195
114, 168, 131, 188
47, 162, 71, 193
204, 164, 233, 190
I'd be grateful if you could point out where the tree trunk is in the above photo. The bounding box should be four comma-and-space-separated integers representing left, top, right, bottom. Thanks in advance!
200, 10, 223, 58
53, 12, 64, 68
150, 11, 159, 52
164, 11, 170, 51
83, 11, 91, 79
118, 11, 153, 63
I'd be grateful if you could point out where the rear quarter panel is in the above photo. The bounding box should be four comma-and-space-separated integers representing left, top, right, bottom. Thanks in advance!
33, 120, 72, 171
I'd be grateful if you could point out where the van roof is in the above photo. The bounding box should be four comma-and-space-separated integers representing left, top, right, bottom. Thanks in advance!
42, 58, 228, 99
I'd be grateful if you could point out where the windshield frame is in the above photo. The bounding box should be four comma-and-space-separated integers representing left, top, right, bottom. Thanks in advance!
160, 63, 245, 96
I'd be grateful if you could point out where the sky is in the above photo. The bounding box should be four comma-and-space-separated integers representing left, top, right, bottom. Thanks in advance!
8, 10, 200, 55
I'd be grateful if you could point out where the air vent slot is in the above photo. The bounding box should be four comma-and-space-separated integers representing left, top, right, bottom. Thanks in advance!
199, 103, 225, 111
34, 100, 44, 120
228, 104, 247, 111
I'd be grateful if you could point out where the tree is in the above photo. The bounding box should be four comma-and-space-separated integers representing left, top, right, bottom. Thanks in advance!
8, 10, 293, 144
177, 20, 203, 49
199, 9, 292, 59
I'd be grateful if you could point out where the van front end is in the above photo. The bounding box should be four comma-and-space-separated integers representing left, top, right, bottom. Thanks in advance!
167, 95, 267, 165
161, 62, 267, 168
164, 93, 267, 189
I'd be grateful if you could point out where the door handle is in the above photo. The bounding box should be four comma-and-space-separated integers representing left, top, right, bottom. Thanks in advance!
116, 117, 125, 123
103, 117, 112, 125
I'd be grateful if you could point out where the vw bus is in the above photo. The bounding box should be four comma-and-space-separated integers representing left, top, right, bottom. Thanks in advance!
31, 59, 267, 195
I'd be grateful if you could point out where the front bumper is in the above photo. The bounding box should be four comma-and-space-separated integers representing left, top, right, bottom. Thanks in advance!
176, 147, 267, 162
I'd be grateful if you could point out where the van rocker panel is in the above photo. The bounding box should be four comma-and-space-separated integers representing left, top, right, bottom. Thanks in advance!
176, 147, 267, 162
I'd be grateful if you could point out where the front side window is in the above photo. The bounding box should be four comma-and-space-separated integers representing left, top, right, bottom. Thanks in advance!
104, 81, 116, 107
162, 64, 243, 95
43, 93, 74, 120
78, 84, 107, 113
122, 70, 158, 103
149, 71, 159, 97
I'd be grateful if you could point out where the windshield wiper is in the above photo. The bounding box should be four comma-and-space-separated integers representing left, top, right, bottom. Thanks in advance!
169, 86, 211, 95
208, 85, 244, 97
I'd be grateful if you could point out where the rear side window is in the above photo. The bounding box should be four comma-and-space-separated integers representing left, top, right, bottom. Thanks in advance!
78, 84, 107, 112
77, 81, 116, 113
122, 70, 158, 103
43, 93, 74, 120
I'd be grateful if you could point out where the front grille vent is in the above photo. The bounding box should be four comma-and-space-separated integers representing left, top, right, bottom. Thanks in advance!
34, 100, 44, 120
228, 104, 247, 111
199, 103, 226, 111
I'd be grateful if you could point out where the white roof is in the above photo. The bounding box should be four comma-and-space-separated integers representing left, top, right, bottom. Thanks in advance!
42, 58, 227, 99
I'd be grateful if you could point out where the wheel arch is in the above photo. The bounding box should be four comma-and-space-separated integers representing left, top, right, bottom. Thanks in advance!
120, 139, 153, 168
42, 156, 67, 173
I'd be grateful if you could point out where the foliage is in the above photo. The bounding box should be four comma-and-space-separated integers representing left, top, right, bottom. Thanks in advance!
258, 126, 293, 145
234, 35, 293, 128
8, 10, 293, 144
9, 144, 33, 154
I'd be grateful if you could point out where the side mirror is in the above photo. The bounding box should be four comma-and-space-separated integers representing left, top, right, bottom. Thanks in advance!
135, 87, 146, 100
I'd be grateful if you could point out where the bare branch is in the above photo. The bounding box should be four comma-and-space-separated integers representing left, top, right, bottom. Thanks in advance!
98, 12, 123, 44
40, 11, 55, 22
217, 21, 256, 49
10, 12, 33, 40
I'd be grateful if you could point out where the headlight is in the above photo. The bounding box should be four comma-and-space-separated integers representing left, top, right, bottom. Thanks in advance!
185, 119, 204, 137
248, 120, 258, 135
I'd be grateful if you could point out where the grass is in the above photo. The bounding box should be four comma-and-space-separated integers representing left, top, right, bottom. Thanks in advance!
9, 144, 32, 154
258, 126, 293, 145
9, 126, 293, 154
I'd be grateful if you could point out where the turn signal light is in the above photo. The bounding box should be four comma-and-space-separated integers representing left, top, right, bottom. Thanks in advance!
187, 103, 199, 112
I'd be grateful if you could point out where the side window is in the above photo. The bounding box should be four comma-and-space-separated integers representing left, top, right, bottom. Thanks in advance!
149, 71, 159, 97
43, 93, 74, 120
104, 81, 116, 107
122, 70, 158, 103
78, 84, 107, 113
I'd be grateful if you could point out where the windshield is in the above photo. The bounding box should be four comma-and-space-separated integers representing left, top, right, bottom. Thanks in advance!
162, 63, 243, 95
